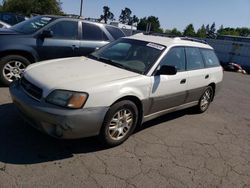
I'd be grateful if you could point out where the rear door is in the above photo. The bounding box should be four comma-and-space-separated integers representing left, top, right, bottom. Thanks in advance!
36, 20, 80, 60
149, 47, 188, 114
185, 47, 208, 103
79, 22, 109, 56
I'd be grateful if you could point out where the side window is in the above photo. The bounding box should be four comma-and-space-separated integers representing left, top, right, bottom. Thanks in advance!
82, 22, 108, 41
49, 21, 78, 39
160, 47, 186, 71
0, 23, 3, 28
186, 47, 205, 70
200, 49, 220, 67
105, 25, 125, 39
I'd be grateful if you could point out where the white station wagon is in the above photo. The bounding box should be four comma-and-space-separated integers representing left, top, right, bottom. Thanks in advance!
10, 34, 223, 146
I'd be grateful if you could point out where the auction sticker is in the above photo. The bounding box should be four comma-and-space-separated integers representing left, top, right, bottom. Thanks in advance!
146, 43, 165, 50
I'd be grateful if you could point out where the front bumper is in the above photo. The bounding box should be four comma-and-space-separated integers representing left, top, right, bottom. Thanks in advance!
9, 81, 109, 139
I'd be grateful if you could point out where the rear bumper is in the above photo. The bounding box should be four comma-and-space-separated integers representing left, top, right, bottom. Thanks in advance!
9, 81, 108, 139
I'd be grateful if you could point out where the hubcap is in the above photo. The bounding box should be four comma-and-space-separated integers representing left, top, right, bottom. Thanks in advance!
200, 88, 212, 111
108, 109, 133, 140
3, 61, 26, 82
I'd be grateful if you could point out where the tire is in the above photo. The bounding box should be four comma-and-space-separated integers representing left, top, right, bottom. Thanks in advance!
100, 100, 138, 147
196, 86, 214, 113
0, 55, 30, 86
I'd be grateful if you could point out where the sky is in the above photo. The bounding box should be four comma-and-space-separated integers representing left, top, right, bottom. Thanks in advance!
61, 0, 250, 31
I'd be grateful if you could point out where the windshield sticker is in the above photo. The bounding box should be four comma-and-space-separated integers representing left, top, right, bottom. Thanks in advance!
146, 43, 165, 50
41, 17, 52, 21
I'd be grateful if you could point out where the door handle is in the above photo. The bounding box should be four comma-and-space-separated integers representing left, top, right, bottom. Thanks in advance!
180, 79, 186, 84
205, 74, 209, 79
72, 45, 79, 50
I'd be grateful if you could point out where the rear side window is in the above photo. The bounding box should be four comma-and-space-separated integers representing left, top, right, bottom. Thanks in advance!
186, 47, 205, 70
160, 47, 186, 71
200, 49, 220, 67
82, 22, 108, 41
49, 21, 78, 39
105, 25, 125, 40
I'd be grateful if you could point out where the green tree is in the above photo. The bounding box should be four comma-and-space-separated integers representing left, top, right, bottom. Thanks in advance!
119, 7, 131, 24
196, 24, 206, 38
100, 6, 114, 24
137, 16, 162, 33
207, 22, 216, 38
128, 15, 139, 25
169, 28, 182, 36
183, 24, 196, 37
1, 0, 63, 16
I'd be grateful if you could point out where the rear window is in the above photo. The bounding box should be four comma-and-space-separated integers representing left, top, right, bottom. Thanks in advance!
186, 47, 205, 70
105, 25, 125, 40
200, 49, 220, 68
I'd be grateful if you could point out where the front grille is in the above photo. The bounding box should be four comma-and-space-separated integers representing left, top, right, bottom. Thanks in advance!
20, 77, 43, 100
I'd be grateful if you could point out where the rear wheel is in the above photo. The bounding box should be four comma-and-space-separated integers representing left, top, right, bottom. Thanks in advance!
100, 100, 138, 147
196, 86, 214, 113
0, 55, 30, 86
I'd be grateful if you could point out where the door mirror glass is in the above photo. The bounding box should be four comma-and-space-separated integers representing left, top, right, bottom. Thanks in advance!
156, 65, 177, 75
40, 30, 53, 38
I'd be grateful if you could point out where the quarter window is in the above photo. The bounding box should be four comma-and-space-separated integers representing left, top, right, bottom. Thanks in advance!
49, 21, 78, 39
82, 22, 108, 41
186, 47, 205, 70
160, 47, 186, 71
200, 49, 220, 67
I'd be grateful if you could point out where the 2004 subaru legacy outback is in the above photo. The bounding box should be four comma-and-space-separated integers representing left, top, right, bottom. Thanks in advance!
10, 34, 223, 146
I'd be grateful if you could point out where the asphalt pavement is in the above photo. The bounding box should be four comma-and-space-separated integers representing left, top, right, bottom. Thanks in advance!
0, 72, 249, 188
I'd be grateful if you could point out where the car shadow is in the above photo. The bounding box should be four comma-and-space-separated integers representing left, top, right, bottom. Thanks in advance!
0, 103, 195, 165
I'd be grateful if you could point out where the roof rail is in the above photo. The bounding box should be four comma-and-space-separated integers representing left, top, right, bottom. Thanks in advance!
179, 37, 208, 44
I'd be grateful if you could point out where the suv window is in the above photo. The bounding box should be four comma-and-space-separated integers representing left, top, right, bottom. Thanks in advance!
160, 47, 186, 71
200, 49, 220, 67
49, 21, 78, 39
105, 25, 125, 40
186, 47, 205, 70
82, 22, 108, 41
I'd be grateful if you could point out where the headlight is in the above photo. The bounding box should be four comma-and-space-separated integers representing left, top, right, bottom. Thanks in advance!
46, 90, 88, 109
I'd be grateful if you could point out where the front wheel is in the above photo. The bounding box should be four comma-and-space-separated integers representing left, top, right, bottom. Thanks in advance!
0, 55, 30, 86
196, 86, 214, 113
100, 100, 138, 147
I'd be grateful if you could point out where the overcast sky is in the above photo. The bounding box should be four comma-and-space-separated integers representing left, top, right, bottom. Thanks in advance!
61, 0, 250, 31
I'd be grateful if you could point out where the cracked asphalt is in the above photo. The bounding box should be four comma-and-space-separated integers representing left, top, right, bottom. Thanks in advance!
0, 72, 250, 188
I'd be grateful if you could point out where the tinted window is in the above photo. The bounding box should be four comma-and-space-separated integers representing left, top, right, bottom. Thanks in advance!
0, 23, 3, 28
160, 47, 186, 71
49, 21, 78, 39
82, 22, 108, 41
200, 49, 220, 67
105, 25, 125, 39
0, 13, 16, 25
186, 47, 205, 70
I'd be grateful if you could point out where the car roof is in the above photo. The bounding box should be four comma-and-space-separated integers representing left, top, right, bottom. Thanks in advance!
126, 33, 213, 49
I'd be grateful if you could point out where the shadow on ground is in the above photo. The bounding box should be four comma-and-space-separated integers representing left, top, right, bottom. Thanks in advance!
0, 103, 193, 165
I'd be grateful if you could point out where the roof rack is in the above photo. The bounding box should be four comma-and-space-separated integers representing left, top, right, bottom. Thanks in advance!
179, 37, 208, 44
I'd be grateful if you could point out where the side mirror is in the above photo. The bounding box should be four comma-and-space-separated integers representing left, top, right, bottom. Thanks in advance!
155, 65, 177, 75
40, 30, 53, 38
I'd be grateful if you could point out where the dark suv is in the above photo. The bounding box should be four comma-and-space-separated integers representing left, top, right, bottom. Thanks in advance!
0, 12, 27, 25
0, 15, 125, 85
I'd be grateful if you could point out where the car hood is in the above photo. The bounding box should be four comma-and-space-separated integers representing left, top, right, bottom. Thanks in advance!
24, 57, 141, 96
0, 28, 21, 35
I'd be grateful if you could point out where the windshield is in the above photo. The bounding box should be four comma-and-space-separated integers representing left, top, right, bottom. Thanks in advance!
11, 16, 54, 34
89, 38, 166, 74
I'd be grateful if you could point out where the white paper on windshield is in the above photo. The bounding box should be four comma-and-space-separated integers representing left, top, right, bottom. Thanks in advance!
146, 43, 165, 50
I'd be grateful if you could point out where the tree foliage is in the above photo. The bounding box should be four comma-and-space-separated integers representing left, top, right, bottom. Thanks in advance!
183, 24, 196, 37
119, 7, 138, 25
137, 16, 162, 33
196, 24, 206, 38
0, 0, 63, 16
100, 6, 114, 24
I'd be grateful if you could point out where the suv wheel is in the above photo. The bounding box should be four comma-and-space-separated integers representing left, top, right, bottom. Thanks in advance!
100, 100, 138, 147
0, 55, 30, 85
197, 86, 214, 113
